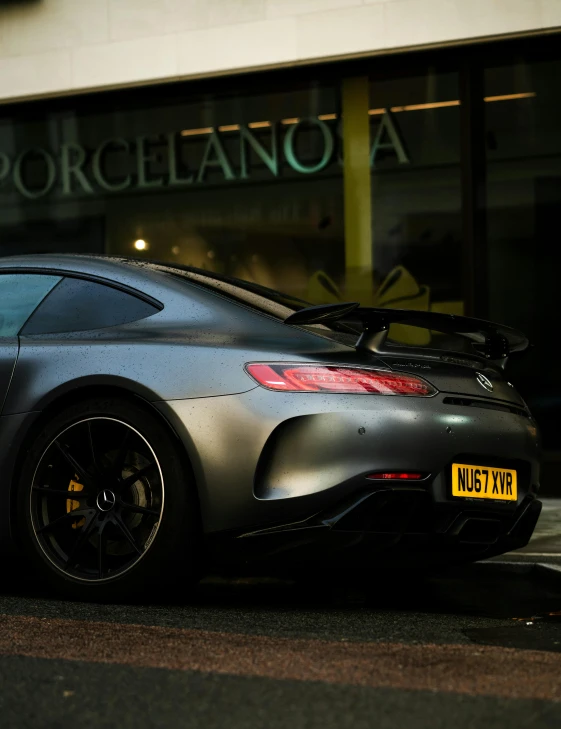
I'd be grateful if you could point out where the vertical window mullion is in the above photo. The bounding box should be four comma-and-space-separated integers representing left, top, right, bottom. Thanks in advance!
342, 76, 373, 305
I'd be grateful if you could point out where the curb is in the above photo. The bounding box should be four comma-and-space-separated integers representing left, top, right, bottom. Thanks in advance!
477, 560, 536, 575
476, 559, 561, 591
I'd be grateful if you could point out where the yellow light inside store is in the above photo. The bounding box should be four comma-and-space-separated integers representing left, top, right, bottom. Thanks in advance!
176, 92, 536, 138
134, 239, 148, 251
342, 76, 373, 304
390, 99, 460, 112
180, 127, 213, 136
483, 92, 536, 102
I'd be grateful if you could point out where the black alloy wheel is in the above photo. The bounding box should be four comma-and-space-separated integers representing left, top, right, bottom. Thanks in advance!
19, 397, 199, 600
30, 416, 163, 582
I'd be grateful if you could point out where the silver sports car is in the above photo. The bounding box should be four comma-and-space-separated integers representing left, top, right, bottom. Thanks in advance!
0, 255, 541, 600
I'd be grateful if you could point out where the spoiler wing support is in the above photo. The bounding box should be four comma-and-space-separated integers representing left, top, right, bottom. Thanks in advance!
284, 303, 528, 368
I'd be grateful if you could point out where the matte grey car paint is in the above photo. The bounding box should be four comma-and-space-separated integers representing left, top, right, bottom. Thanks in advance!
0, 339, 18, 410
158, 388, 539, 534
0, 254, 541, 559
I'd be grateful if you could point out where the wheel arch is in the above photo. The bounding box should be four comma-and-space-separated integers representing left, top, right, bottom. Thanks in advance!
7, 380, 202, 548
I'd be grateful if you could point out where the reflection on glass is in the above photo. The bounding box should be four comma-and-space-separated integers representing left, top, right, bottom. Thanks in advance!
0, 82, 344, 305
368, 68, 462, 345
103, 85, 345, 304
485, 55, 561, 460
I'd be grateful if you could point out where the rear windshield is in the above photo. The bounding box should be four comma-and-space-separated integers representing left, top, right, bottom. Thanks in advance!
131, 260, 475, 354
141, 261, 361, 344
155, 264, 312, 319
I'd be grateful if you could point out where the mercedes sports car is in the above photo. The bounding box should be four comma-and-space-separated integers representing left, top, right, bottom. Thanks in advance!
0, 255, 541, 600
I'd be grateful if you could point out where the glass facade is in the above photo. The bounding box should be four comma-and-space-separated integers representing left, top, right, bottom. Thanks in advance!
368, 68, 462, 350
484, 51, 561, 476
0, 35, 559, 490
0, 80, 344, 302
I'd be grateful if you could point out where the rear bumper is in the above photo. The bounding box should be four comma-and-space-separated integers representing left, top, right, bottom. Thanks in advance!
161, 386, 541, 535
206, 489, 542, 570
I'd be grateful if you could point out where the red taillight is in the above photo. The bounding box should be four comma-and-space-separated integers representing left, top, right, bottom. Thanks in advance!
367, 472, 423, 480
245, 364, 435, 396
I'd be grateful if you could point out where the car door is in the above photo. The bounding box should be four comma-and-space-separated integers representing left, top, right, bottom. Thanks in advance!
0, 273, 62, 412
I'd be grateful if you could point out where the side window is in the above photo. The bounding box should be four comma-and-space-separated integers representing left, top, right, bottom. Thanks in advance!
21, 277, 160, 335
0, 274, 62, 337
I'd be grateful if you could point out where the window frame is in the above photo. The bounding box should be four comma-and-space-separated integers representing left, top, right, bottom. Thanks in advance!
0, 272, 63, 338
0, 268, 163, 337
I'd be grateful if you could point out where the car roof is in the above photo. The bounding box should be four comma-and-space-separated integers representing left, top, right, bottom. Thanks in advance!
0, 253, 146, 275
0, 254, 314, 326
0, 253, 175, 293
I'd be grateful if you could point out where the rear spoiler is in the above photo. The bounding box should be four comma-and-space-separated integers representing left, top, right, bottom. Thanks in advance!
284, 303, 529, 368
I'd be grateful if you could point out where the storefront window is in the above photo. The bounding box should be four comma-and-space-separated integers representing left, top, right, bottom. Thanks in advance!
2, 43, 559, 472
485, 54, 561, 456
368, 67, 462, 344
0, 64, 464, 323
0, 82, 343, 304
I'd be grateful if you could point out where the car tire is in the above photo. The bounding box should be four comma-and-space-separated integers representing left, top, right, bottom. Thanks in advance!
17, 395, 200, 602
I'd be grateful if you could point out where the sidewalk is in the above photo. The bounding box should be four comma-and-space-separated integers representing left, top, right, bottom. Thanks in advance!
488, 499, 561, 575
509, 498, 561, 562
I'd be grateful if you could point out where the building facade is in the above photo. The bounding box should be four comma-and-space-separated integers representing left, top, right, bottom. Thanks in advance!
1, 0, 561, 489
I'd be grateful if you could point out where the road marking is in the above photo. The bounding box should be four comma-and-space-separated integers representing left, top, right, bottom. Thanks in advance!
0, 614, 560, 701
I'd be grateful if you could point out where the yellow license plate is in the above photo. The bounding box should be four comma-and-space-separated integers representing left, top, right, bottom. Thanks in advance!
451, 463, 517, 501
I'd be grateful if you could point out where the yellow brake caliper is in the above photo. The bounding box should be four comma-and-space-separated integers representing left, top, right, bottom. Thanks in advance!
67, 476, 86, 529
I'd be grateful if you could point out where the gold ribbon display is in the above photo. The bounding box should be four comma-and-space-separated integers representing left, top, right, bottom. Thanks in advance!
305, 264, 464, 346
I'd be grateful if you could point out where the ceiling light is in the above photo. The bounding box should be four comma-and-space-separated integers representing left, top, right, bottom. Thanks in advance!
180, 127, 213, 137
483, 92, 536, 102
390, 100, 460, 112
175, 92, 536, 139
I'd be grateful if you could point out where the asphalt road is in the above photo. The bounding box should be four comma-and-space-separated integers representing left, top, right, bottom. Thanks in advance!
0, 503, 560, 729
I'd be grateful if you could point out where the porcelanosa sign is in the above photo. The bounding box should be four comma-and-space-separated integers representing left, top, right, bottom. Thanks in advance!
0, 113, 409, 200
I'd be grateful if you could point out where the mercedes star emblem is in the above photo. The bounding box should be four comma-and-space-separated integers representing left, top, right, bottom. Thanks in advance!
475, 372, 494, 392
96, 489, 116, 512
